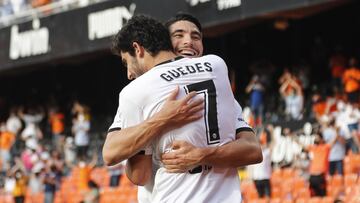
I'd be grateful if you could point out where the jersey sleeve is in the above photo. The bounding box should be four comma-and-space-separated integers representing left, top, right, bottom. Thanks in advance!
108, 95, 152, 155
234, 100, 254, 134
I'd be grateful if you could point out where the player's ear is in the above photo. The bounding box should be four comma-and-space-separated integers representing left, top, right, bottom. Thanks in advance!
132, 42, 145, 58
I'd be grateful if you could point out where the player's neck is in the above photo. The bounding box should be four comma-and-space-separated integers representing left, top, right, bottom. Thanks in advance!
146, 51, 177, 71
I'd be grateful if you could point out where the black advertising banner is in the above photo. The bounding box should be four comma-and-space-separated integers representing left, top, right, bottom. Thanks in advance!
0, 0, 336, 72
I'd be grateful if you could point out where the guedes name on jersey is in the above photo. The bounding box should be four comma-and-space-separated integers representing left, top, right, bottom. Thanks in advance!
160, 62, 212, 82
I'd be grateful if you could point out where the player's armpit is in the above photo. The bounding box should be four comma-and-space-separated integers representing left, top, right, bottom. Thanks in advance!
126, 154, 152, 186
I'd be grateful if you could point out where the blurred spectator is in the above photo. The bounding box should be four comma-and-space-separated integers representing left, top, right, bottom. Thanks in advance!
31, 0, 51, 8
20, 139, 38, 172
329, 52, 347, 91
43, 163, 61, 203
72, 112, 90, 160
6, 107, 22, 136
0, 0, 13, 17
48, 106, 65, 153
0, 123, 16, 175
342, 57, 360, 104
28, 162, 44, 195
271, 127, 302, 167
49, 150, 64, 174
250, 131, 272, 198
280, 74, 304, 120
83, 180, 99, 203
246, 74, 265, 127
346, 103, 360, 151
108, 160, 126, 187
64, 136, 76, 170
335, 101, 359, 153
20, 107, 44, 149
307, 134, 331, 197
10, 158, 28, 203
77, 153, 97, 192
10, 0, 28, 14
322, 119, 346, 176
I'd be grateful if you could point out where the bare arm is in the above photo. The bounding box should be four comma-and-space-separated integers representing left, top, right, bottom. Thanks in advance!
102, 87, 203, 166
162, 130, 262, 172
245, 80, 254, 93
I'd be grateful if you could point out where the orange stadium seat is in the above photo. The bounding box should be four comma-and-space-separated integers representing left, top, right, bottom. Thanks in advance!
330, 174, 343, 187
280, 178, 294, 199
0, 194, 14, 203
282, 168, 296, 179
344, 156, 353, 175
344, 173, 358, 188
308, 197, 321, 203
269, 198, 281, 203
240, 181, 259, 201
90, 167, 110, 187
293, 177, 309, 198
271, 169, 283, 188
271, 187, 282, 199
248, 198, 268, 203
295, 187, 311, 199
320, 196, 334, 203
282, 199, 294, 203
295, 198, 309, 203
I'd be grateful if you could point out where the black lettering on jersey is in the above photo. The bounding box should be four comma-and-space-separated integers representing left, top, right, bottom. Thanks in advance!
204, 62, 212, 72
185, 65, 196, 73
160, 73, 173, 81
188, 165, 202, 174
177, 67, 188, 75
195, 63, 204, 72
168, 70, 181, 78
159, 62, 212, 82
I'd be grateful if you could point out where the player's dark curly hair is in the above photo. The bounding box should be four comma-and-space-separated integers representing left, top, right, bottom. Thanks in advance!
111, 15, 173, 56
165, 13, 202, 32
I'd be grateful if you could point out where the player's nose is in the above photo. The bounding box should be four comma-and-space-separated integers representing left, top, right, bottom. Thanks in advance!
182, 34, 192, 45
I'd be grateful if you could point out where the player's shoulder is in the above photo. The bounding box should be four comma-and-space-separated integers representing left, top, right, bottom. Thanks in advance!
119, 79, 145, 99
200, 54, 225, 62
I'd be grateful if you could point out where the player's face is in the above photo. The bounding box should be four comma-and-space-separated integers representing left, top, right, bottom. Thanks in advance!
169, 20, 203, 58
120, 52, 146, 80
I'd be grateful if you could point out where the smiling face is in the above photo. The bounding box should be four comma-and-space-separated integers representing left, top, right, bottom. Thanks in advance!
120, 51, 146, 80
169, 20, 203, 58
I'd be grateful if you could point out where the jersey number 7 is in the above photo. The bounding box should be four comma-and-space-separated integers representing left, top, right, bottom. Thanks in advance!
184, 79, 220, 145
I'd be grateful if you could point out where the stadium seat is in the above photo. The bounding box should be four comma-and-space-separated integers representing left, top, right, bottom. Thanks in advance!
269, 198, 281, 203
293, 177, 309, 198
90, 167, 110, 187
282, 199, 294, 203
320, 196, 334, 203
0, 194, 14, 203
295, 198, 309, 203
330, 174, 343, 187
344, 173, 358, 188
240, 181, 259, 201
271, 187, 282, 199
308, 197, 321, 203
282, 168, 296, 179
271, 168, 282, 185
295, 187, 311, 199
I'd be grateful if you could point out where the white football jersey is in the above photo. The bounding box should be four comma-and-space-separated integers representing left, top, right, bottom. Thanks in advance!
109, 55, 249, 203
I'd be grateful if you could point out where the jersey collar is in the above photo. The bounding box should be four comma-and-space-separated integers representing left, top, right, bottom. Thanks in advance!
154, 56, 184, 67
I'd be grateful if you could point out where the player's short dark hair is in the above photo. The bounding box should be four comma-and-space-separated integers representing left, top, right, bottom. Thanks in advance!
111, 14, 173, 56
165, 13, 202, 33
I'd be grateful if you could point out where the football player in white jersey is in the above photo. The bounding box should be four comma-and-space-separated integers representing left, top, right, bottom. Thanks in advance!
103, 15, 262, 202
161, 13, 262, 173
133, 14, 262, 203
